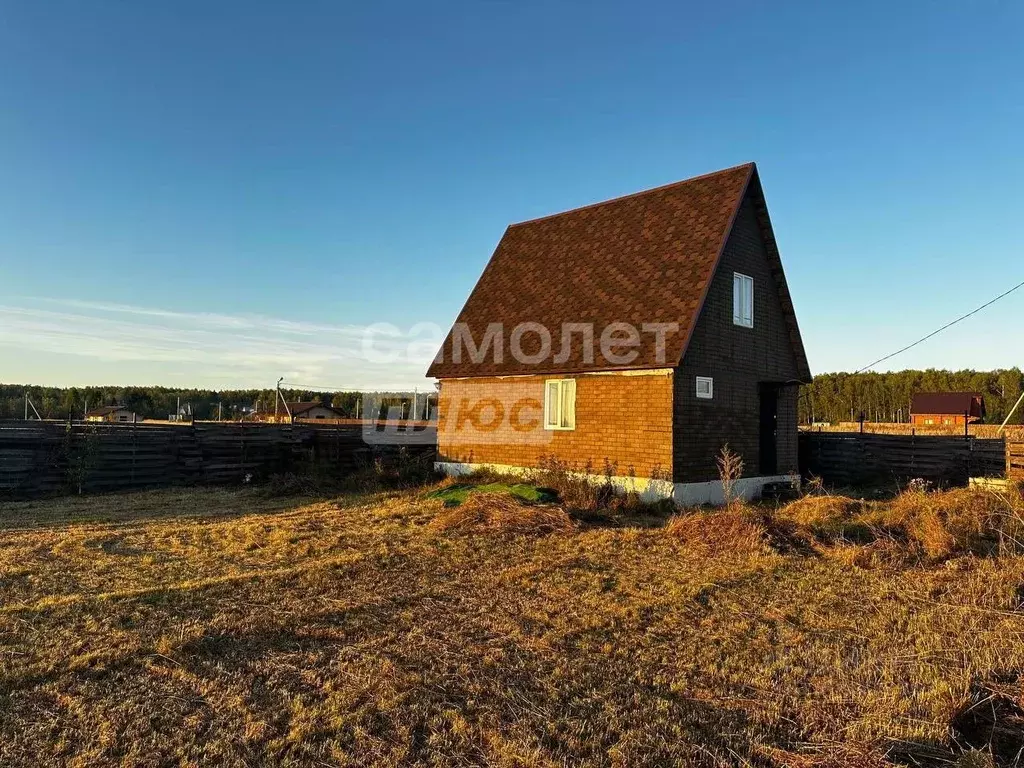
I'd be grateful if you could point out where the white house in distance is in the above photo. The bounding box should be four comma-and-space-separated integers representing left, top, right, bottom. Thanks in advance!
85, 406, 136, 423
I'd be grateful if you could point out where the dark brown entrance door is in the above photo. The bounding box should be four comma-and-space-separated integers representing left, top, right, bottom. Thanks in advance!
759, 385, 779, 475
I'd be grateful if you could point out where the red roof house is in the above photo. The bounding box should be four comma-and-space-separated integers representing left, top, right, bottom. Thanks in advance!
911, 393, 985, 427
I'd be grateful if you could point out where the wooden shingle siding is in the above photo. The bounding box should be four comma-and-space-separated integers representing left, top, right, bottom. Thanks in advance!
673, 191, 802, 483
437, 372, 674, 479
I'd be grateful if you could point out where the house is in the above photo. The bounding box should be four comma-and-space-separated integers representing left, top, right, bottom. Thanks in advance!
911, 393, 985, 427
270, 401, 345, 422
85, 406, 136, 423
427, 162, 811, 504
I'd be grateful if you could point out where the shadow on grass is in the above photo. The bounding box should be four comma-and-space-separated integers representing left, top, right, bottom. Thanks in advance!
0, 486, 350, 532
172, 618, 806, 767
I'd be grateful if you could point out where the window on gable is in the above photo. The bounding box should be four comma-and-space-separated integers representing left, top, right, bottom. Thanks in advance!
544, 379, 576, 430
696, 376, 714, 400
733, 272, 754, 328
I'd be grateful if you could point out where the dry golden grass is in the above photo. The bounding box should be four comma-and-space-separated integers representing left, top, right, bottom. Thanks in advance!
663, 507, 769, 555
428, 492, 575, 536
2, 484, 1024, 766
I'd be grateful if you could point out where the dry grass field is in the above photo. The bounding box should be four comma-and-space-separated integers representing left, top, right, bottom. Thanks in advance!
2, 480, 1024, 767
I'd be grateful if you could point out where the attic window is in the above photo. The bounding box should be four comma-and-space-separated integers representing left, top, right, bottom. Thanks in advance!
696, 376, 714, 400
544, 379, 576, 430
733, 273, 754, 328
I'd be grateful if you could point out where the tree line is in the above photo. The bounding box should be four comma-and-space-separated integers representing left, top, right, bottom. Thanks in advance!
0, 385, 437, 422
799, 368, 1024, 425
3, 369, 1022, 426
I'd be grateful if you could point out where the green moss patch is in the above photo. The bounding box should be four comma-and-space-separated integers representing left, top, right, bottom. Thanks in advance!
427, 483, 557, 507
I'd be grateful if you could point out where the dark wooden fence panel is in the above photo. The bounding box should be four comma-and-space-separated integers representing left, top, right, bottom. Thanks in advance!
799, 432, 1006, 488
0, 422, 436, 498
1009, 440, 1024, 481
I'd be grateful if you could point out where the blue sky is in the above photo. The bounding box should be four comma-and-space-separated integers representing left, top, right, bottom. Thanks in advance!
0, 1, 1021, 389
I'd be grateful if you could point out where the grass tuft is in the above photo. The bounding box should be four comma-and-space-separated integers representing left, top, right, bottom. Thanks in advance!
663, 506, 768, 554
427, 492, 575, 536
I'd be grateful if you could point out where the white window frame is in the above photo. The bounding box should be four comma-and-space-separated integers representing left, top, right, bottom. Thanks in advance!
733, 272, 754, 328
543, 379, 576, 430
696, 376, 714, 400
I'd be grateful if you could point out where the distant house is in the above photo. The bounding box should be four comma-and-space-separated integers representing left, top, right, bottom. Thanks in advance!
271, 402, 345, 422
911, 393, 985, 426
428, 162, 811, 505
85, 406, 136, 423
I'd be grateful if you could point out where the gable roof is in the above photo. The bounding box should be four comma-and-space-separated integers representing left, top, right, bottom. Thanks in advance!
427, 162, 810, 380
911, 392, 986, 417
86, 406, 131, 417
286, 401, 342, 417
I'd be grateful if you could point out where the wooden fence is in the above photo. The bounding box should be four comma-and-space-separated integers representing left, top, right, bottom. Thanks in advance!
1009, 440, 1024, 482
0, 422, 436, 498
799, 432, 1007, 488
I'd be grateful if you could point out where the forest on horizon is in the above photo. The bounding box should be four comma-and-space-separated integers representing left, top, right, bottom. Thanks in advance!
800, 368, 1023, 425
0, 384, 435, 422
1, 368, 1021, 425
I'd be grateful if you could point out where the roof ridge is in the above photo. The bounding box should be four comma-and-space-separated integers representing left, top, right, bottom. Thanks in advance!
509, 161, 755, 228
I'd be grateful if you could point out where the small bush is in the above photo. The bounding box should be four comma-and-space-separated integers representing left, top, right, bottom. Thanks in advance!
531, 456, 613, 512
664, 508, 767, 555
527, 456, 676, 519
428, 492, 574, 536
716, 444, 744, 508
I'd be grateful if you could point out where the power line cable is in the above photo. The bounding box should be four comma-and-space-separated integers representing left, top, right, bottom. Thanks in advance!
854, 277, 1024, 374
280, 381, 428, 394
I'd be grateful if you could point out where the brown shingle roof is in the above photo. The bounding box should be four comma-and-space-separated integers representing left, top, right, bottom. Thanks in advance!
284, 402, 341, 417
427, 162, 809, 379
85, 406, 131, 417
911, 393, 985, 418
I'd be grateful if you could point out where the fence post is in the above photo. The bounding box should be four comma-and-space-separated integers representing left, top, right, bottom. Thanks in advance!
131, 415, 137, 487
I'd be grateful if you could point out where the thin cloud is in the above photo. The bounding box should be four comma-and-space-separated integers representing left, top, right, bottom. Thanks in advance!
0, 299, 439, 390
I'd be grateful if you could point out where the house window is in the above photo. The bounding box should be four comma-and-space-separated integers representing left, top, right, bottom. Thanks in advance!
925, 418, 934, 425
733, 272, 753, 328
544, 379, 576, 430
696, 376, 714, 400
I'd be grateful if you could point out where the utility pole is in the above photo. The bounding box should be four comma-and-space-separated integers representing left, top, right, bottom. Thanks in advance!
24, 394, 41, 421
276, 378, 283, 422
999, 390, 1024, 435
